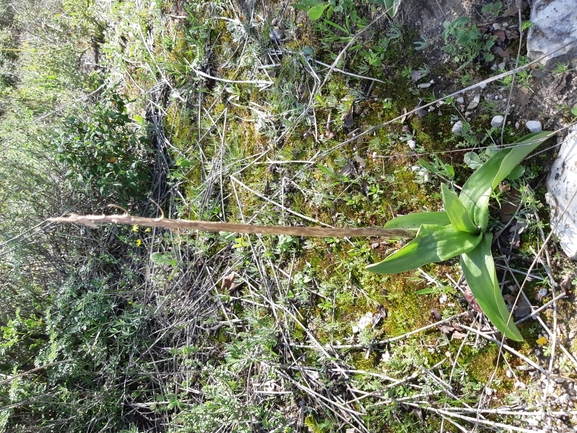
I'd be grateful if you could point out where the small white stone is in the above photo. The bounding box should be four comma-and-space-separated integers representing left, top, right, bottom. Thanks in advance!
467, 94, 481, 110
491, 115, 504, 128
452, 120, 463, 136
526, 120, 542, 132
407, 139, 416, 150
456, 97, 465, 104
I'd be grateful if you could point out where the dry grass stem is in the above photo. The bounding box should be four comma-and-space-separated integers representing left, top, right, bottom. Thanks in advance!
49, 213, 415, 238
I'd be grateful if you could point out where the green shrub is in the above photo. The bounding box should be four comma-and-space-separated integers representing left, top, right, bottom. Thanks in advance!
52, 90, 153, 207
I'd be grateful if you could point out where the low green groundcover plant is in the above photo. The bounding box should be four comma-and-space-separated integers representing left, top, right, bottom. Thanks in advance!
367, 132, 552, 341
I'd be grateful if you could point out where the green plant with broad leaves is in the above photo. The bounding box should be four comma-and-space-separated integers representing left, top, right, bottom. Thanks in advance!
367, 132, 552, 341
293, 0, 402, 20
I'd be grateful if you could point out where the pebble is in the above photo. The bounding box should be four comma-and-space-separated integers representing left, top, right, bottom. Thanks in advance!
526, 120, 542, 132
466, 94, 481, 110
491, 115, 504, 128
452, 120, 463, 136
407, 139, 416, 150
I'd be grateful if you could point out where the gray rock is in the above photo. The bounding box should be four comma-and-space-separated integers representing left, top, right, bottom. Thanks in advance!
546, 126, 577, 259
491, 115, 504, 128
466, 93, 481, 111
526, 120, 542, 133
527, 0, 577, 65
451, 120, 463, 136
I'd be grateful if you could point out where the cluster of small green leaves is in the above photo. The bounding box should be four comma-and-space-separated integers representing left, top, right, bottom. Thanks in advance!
294, 0, 402, 21
0, 247, 156, 431
52, 90, 153, 207
442, 16, 497, 69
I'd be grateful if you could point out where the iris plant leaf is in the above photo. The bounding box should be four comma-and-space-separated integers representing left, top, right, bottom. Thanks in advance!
367, 224, 482, 274
441, 184, 479, 234
461, 234, 522, 341
368, 132, 552, 340
384, 212, 450, 229
460, 132, 552, 230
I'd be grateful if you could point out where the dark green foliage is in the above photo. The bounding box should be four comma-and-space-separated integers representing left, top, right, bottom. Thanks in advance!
53, 91, 153, 207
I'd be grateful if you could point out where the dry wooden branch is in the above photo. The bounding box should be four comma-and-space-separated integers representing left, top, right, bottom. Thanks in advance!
49, 213, 416, 239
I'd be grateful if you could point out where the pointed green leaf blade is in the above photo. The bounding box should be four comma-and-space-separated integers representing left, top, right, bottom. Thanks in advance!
460, 132, 552, 229
492, 132, 553, 189
384, 0, 401, 17
307, 3, 329, 20
367, 224, 482, 274
384, 212, 450, 229
441, 184, 479, 234
460, 234, 523, 341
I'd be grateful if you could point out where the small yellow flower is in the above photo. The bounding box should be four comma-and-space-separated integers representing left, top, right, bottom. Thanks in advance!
536, 336, 547, 346
145, 227, 151, 233
135, 239, 142, 247
132, 224, 139, 232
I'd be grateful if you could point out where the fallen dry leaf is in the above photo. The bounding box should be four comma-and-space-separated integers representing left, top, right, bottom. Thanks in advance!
503, 6, 519, 16
514, 296, 532, 319
492, 46, 510, 58
430, 308, 442, 321
492, 29, 507, 43
221, 272, 238, 292
439, 325, 453, 335
464, 287, 482, 314
371, 305, 387, 327
560, 272, 575, 293
452, 331, 467, 340
515, 88, 533, 106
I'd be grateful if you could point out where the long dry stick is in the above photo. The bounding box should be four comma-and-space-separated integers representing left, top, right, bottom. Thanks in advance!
49, 213, 416, 239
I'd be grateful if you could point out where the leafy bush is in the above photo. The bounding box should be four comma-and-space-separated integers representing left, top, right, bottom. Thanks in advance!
53, 90, 153, 207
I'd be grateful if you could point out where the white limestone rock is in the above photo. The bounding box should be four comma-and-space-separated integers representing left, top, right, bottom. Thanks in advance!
527, 0, 577, 64
526, 120, 542, 133
452, 120, 463, 136
546, 126, 577, 259
491, 115, 504, 128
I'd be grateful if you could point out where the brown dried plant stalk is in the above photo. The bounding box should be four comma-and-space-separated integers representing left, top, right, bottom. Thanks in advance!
49, 213, 416, 239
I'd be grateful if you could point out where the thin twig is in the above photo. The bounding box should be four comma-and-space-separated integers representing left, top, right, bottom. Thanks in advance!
0, 359, 72, 386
